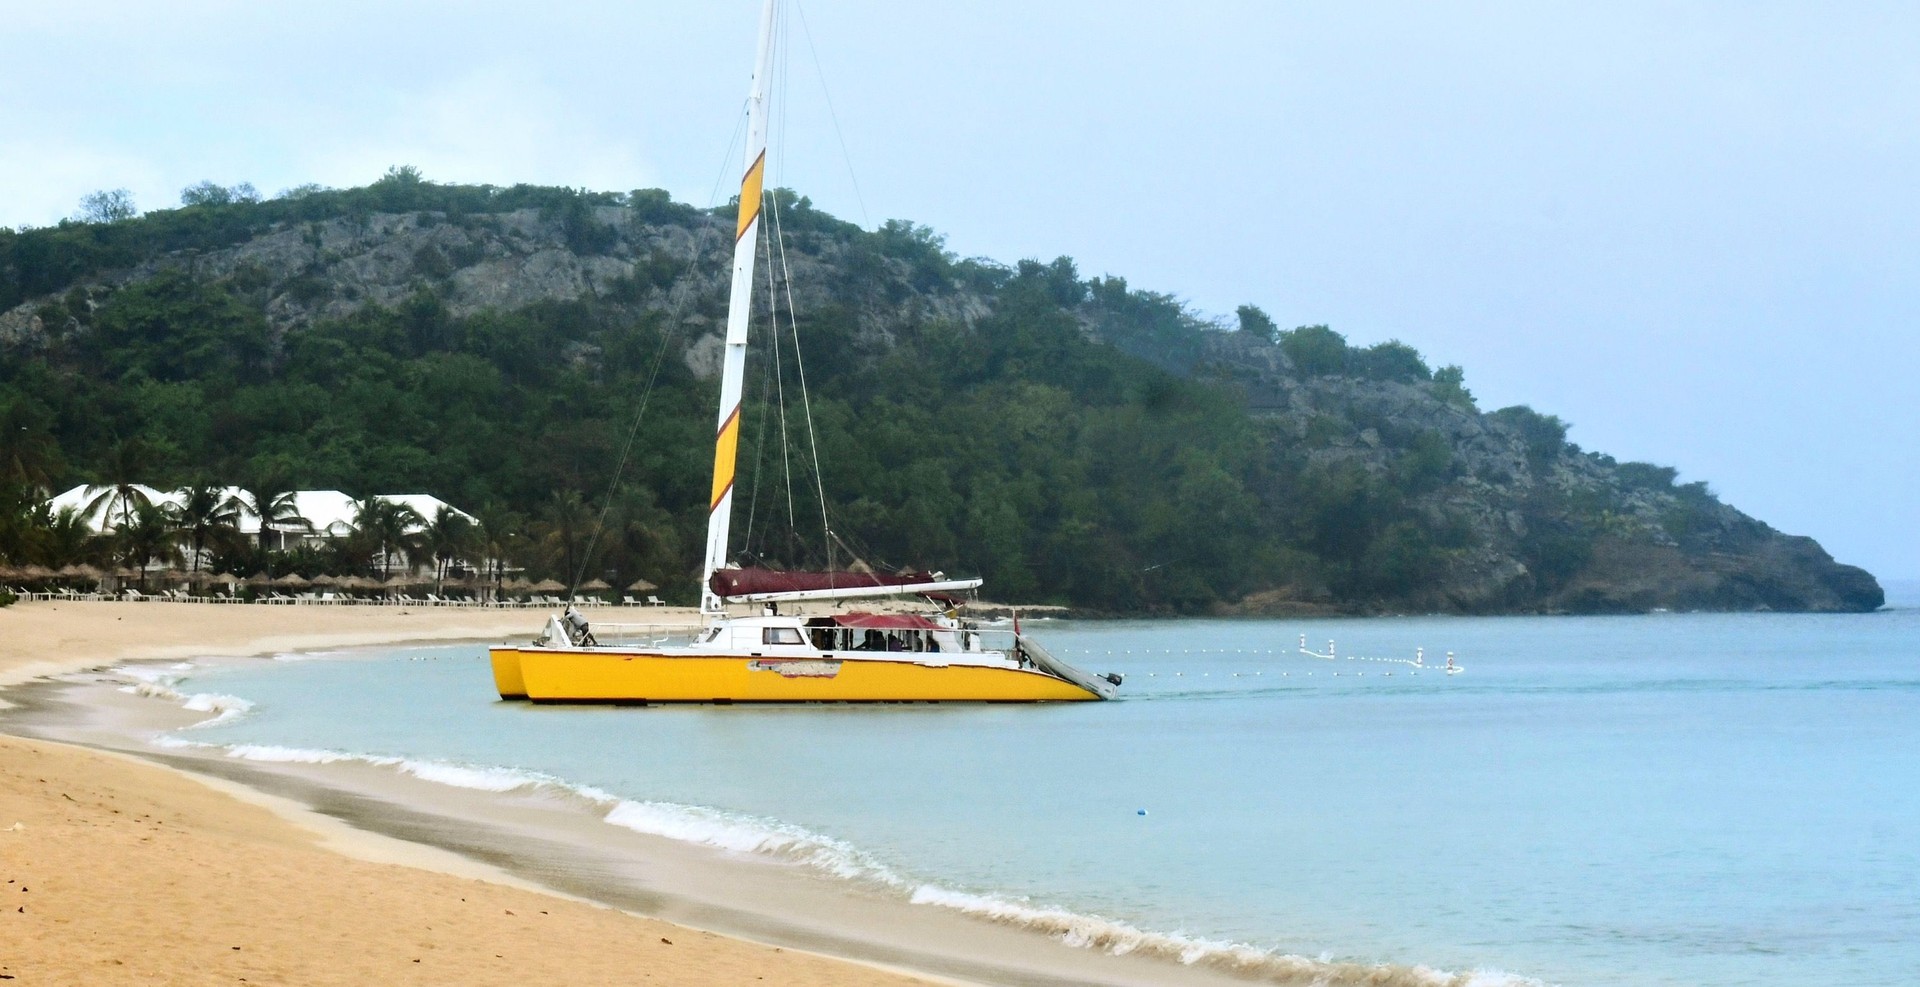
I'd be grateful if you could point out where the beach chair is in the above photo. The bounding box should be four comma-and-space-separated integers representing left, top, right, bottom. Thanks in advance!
646, 595, 665, 607
122, 588, 148, 602
622, 595, 641, 606
167, 589, 192, 602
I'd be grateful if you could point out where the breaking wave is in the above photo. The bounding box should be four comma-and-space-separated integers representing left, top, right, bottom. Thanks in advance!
113, 662, 255, 727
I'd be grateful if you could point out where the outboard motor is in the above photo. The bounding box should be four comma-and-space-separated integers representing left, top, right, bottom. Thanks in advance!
1104, 672, 1124, 687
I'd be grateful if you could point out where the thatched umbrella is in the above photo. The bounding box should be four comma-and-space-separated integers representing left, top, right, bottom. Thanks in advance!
246, 571, 274, 587
21, 564, 56, 580
0, 564, 24, 581
530, 578, 567, 593
581, 578, 611, 591
181, 569, 216, 585
273, 573, 311, 589
310, 574, 340, 587
626, 578, 659, 592
344, 575, 384, 590
504, 577, 535, 591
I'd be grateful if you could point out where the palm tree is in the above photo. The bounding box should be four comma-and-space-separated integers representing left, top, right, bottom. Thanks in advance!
169, 484, 242, 574
534, 490, 596, 596
82, 438, 157, 534
351, 497, 425, 579
422, 505, 475, 587
117, 500, 181, 589
471, 503, 523, 602
39, 506, 103, 569
237, 480, 309, 554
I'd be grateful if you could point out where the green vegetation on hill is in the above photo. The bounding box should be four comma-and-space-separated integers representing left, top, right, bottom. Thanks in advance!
0, 177, 1883, 613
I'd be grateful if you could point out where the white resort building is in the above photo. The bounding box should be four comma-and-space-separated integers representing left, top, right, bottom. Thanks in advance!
43, 485, 477, 566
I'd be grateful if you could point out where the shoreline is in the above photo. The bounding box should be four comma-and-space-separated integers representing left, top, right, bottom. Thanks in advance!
0, 600, 959, 986
0, 600, 1490, 987
2, 601, 1384, 987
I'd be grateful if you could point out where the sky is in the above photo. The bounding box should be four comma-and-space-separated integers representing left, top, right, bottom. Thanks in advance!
4, 1, 1916, 580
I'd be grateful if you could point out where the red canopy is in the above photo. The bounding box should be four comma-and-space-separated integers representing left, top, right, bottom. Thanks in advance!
829, 612, 942, 630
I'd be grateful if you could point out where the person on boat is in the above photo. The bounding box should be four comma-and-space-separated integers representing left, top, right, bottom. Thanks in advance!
562, 604, 598, 647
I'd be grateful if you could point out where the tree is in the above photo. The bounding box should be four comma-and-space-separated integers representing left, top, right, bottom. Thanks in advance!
1433, 365, 1475, 409
422, 504, 475, 585
76, 188, 137, 224
237, 478, 309, 554
471, 503, 524, 600
169, 484, 242, 573
116, 500, 181, 588
352, 497, 424, 579
181, 181, 234, 207
534, 490, 595, 591
82, 438, 158, 534
1352, 340, 1430, 382
1235, 304, 1278, 342
0, 399, 64, 490
1278, 324, 1350, 376
178, 181, 258, 207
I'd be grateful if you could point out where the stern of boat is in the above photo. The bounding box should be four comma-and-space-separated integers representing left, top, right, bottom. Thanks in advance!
490, 646, 528, 700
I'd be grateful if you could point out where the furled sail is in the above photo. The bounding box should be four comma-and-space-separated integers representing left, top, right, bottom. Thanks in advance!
709, 567, 982, 602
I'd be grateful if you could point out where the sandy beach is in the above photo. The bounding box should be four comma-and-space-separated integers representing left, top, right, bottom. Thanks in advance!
0, 600, 938, 986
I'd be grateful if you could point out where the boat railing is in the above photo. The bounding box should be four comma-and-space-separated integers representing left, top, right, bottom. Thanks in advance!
581, 622, 703, 648
963, 627, 1021, 655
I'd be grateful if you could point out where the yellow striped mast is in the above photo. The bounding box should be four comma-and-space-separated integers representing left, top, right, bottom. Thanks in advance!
702, 0, 778, 615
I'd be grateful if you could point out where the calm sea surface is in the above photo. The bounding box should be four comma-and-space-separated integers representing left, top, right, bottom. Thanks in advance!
154, 587, 1920, 986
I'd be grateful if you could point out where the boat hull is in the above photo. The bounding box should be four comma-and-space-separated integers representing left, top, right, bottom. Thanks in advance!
491, 649, 528, 700
490, 646, 1102, 703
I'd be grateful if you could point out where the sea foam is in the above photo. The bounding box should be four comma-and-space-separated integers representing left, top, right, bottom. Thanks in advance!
142, 724, 1539, 986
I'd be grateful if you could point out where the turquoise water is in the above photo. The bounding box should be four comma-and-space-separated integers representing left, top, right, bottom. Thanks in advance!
152, 593, 1920, 986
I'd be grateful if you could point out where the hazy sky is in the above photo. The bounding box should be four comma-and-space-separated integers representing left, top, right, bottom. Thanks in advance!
4, 1, 1915, 580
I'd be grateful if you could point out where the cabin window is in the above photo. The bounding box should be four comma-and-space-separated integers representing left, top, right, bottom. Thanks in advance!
762, 627, 804, 646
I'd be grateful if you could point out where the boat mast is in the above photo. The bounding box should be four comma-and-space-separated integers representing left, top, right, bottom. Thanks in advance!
702, 0, 778, 615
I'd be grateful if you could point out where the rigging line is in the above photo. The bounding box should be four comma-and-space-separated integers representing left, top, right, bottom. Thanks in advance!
762, 190, 800, 555
791, 0, 871, 229
769, 3, 804, 558
740, 262, 779, 558
767, 178, 837, 572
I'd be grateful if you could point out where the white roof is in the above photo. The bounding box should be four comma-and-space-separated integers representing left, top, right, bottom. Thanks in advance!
43, 485, 475, 536
46, 483, 178, 531
379, 494, 479, 530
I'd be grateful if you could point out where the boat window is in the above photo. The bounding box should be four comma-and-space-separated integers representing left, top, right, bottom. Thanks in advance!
762, 627, 804, 646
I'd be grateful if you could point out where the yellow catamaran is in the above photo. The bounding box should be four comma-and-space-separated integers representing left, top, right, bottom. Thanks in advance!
491, 0, 1120, 704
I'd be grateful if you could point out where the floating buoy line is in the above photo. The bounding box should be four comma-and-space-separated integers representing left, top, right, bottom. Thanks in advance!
1055, 634, 1464, 678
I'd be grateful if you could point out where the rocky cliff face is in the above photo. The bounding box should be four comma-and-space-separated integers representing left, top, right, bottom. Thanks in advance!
1, 204, 989, 377
1187, 332, 1882, 614
0, 196, 1883, 614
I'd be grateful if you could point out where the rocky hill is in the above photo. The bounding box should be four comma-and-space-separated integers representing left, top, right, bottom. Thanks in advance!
0, 176, 1883, 613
